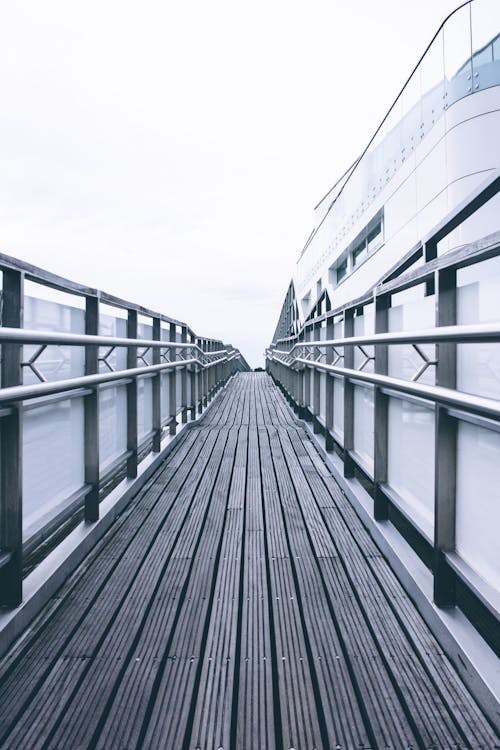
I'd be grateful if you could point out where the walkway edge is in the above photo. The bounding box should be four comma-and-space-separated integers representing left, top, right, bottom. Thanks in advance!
0, 393, 222, 660
289, 408, 500, 730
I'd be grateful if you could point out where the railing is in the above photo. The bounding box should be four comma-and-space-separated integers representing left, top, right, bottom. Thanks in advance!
267, 182, 500, 649
0, 254, 249, 607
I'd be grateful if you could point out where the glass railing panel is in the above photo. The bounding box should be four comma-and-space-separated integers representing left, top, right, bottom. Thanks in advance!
443, 3, 473, 107
332, 376, 344, 443
387, 396, 435, 537
23, 396, 85, 541
380, 101, 404, 187
99, 307, 127, 371
99, 384, 127, 471
366, 120, 389, 203
386, 286, 436, 535
23, 285, 85, 384
471, 0, 500, 91
419, 28, 446, 140
353, 386, 374, 476
161, 371, 171, 423
138, 376, 153, 441
137, 317, 153, 441
319, 371, 326, 422
455, 421, 500, 591
400, 71, 423, 160
388, 286, 436, 386
457, 254, 500, 400
22, 284, 86, 541
99, 307, 128, 471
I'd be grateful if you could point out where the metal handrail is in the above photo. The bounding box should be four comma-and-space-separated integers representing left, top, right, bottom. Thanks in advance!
0, 327, 227, 354
0, 356, 233, 406
268, 350, 500, 422
284, 322, 500, 351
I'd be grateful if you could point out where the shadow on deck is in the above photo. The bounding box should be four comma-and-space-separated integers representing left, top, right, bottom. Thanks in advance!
0, 373, 497, 749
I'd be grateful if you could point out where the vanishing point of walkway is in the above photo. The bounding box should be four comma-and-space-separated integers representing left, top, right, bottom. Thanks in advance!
0, 374, 497, 749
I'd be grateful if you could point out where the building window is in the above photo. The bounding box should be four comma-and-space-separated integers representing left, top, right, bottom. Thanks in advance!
367, 220, 383, 252
352, 240, 367, 266
336, 257, 348, 282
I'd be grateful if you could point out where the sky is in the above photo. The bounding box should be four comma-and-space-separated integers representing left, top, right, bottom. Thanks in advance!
0, 0, 465, 367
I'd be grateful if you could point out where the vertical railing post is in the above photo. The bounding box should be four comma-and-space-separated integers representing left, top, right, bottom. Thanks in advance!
0, 269, 24, 606
189, 332, 197, 420
374, 293, 390, 520
84, 295, 100, 521
434, 268, 457, 607
126, 309, 138, 478
152, 317, 162, 452
313, 321, 321, 434
197, 338, 203, 414
304, 325, 312, 422
325, 315, 334, 451
181, 325, 188, 424
343, 308, 355, 478
169, 322, 177, 436
208, 342, 214, 401
297, 332, 305, 420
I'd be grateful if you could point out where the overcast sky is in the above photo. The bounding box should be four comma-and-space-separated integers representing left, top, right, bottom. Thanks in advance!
1, 0, 464, 366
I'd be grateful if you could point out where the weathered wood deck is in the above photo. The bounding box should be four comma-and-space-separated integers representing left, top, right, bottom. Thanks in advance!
0, 373, 497, 749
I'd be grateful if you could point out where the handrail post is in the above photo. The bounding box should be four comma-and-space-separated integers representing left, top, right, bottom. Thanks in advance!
313, 321, 321, 433
374, 293, 390, 520
207, 341, 213, 402
152, 317, 161, 452
197, 338, 203, 414
297, 330, 306, 420
189, 332, 197, 420
126, 309, 138, 478
325, 316, 334, 451
181, 325, 188, 424
0, 268, 24, 606
434, 268, 457, 607
84, 295, 100, 521
343, 308, 355, 477
169, 322, 177, 435
304, 325, 312, 422
209, 342, 215, 399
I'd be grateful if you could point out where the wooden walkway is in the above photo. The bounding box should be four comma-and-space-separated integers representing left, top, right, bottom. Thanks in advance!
0, 373, 498, 749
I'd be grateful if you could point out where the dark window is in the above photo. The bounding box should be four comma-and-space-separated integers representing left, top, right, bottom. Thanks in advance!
337, 257, 348, 282
352, 240, 367, 266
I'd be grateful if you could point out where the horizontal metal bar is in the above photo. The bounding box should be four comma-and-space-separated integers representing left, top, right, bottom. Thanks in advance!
446, 407, 500, 435
287, 322, 500, 352
0, 327, 227, 356
377, 232, 500, 297
22, 388, 94, 412
380, 387, 434, 409
276, 355, 500, 422
99, 378, 134, 391
0, 360, 197, 405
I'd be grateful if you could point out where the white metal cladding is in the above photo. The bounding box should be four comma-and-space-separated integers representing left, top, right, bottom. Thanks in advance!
294, 1, 500, 325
